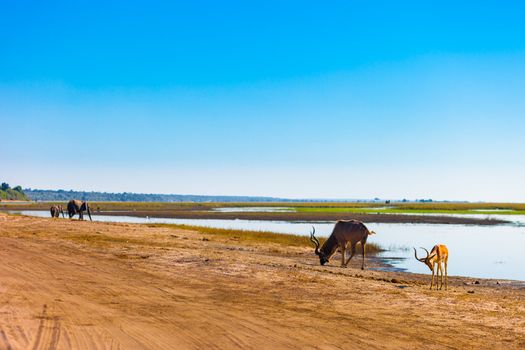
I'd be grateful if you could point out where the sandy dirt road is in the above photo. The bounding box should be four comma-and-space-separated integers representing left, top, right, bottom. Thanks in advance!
0, 213, 523, 349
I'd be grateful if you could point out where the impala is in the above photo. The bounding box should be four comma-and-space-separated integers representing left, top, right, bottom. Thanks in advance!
309, 220, 376, 269
414, 244, 449, 290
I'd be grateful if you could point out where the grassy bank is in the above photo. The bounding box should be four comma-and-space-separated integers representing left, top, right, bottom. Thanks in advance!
3, 201, 525, 214
294, 207, 525, 215
0, 201, 513, 225
147, 223, 384, 253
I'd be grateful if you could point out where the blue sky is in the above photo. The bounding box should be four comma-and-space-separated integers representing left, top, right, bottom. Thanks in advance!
1, 1, 525, 201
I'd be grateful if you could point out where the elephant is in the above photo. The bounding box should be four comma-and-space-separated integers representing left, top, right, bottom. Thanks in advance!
50, 205, 65, 218
67, 199, 92, 221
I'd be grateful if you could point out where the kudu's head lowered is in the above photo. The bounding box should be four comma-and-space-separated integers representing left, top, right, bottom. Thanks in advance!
310, 227, 329, 265
414, 247, 436, 271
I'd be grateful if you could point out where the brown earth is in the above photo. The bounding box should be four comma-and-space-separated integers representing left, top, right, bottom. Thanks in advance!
0, 213, 523, 349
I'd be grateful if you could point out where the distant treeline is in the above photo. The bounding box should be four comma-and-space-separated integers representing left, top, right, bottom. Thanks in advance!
22, 188, 438, 203
24, 189, 295, 202
0, 182, 29, 201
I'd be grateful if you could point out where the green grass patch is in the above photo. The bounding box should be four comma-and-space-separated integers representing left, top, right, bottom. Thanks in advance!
294, 207, 525, 215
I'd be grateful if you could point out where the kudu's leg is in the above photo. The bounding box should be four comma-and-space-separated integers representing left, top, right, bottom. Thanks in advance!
344, 244, 356, 267
340, 244, 346, 267
361, 241, 366, 270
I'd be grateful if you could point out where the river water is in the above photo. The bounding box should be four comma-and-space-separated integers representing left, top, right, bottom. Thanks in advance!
8, 210, 525, 281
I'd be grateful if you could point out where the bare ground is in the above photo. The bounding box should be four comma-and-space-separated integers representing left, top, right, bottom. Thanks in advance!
0, 213, 523, 349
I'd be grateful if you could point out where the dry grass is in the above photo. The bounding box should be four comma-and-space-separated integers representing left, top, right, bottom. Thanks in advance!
147, 223, 383, 253
62, 233, 142, 247
4, 200, 525, 212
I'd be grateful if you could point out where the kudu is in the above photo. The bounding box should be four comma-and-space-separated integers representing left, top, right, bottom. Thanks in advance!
50, 205, 65, 218
414, 245, 449, 290
310, 220, 376, 269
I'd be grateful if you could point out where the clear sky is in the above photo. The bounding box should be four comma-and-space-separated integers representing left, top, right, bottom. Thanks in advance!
1, 1, 524, 201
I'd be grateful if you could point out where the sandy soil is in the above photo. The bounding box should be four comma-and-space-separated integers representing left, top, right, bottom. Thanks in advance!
0, 213, 523, 349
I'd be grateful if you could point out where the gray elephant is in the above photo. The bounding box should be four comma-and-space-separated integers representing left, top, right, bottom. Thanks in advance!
67, 199, 92, 221
50, 205, 65, 218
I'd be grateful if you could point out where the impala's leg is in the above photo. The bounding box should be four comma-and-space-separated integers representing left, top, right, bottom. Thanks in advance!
344, 243, 356, 266
445, 259, 448, 290
436, 263, 441, 290
439, 261, 443, 289
437, 263, 441, 290
435, 267, 438, 290
430, 266, 435, 290
361, 241, 366, 270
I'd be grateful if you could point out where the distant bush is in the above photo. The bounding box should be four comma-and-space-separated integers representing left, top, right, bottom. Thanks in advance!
0, 181, 29, 201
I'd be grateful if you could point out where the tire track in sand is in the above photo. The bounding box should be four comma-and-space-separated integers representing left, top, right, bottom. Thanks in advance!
0, 329, 13, 350
31, 304, 61, 350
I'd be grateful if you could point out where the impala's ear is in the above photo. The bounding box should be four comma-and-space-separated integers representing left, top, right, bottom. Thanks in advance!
428, 253, 437, 260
